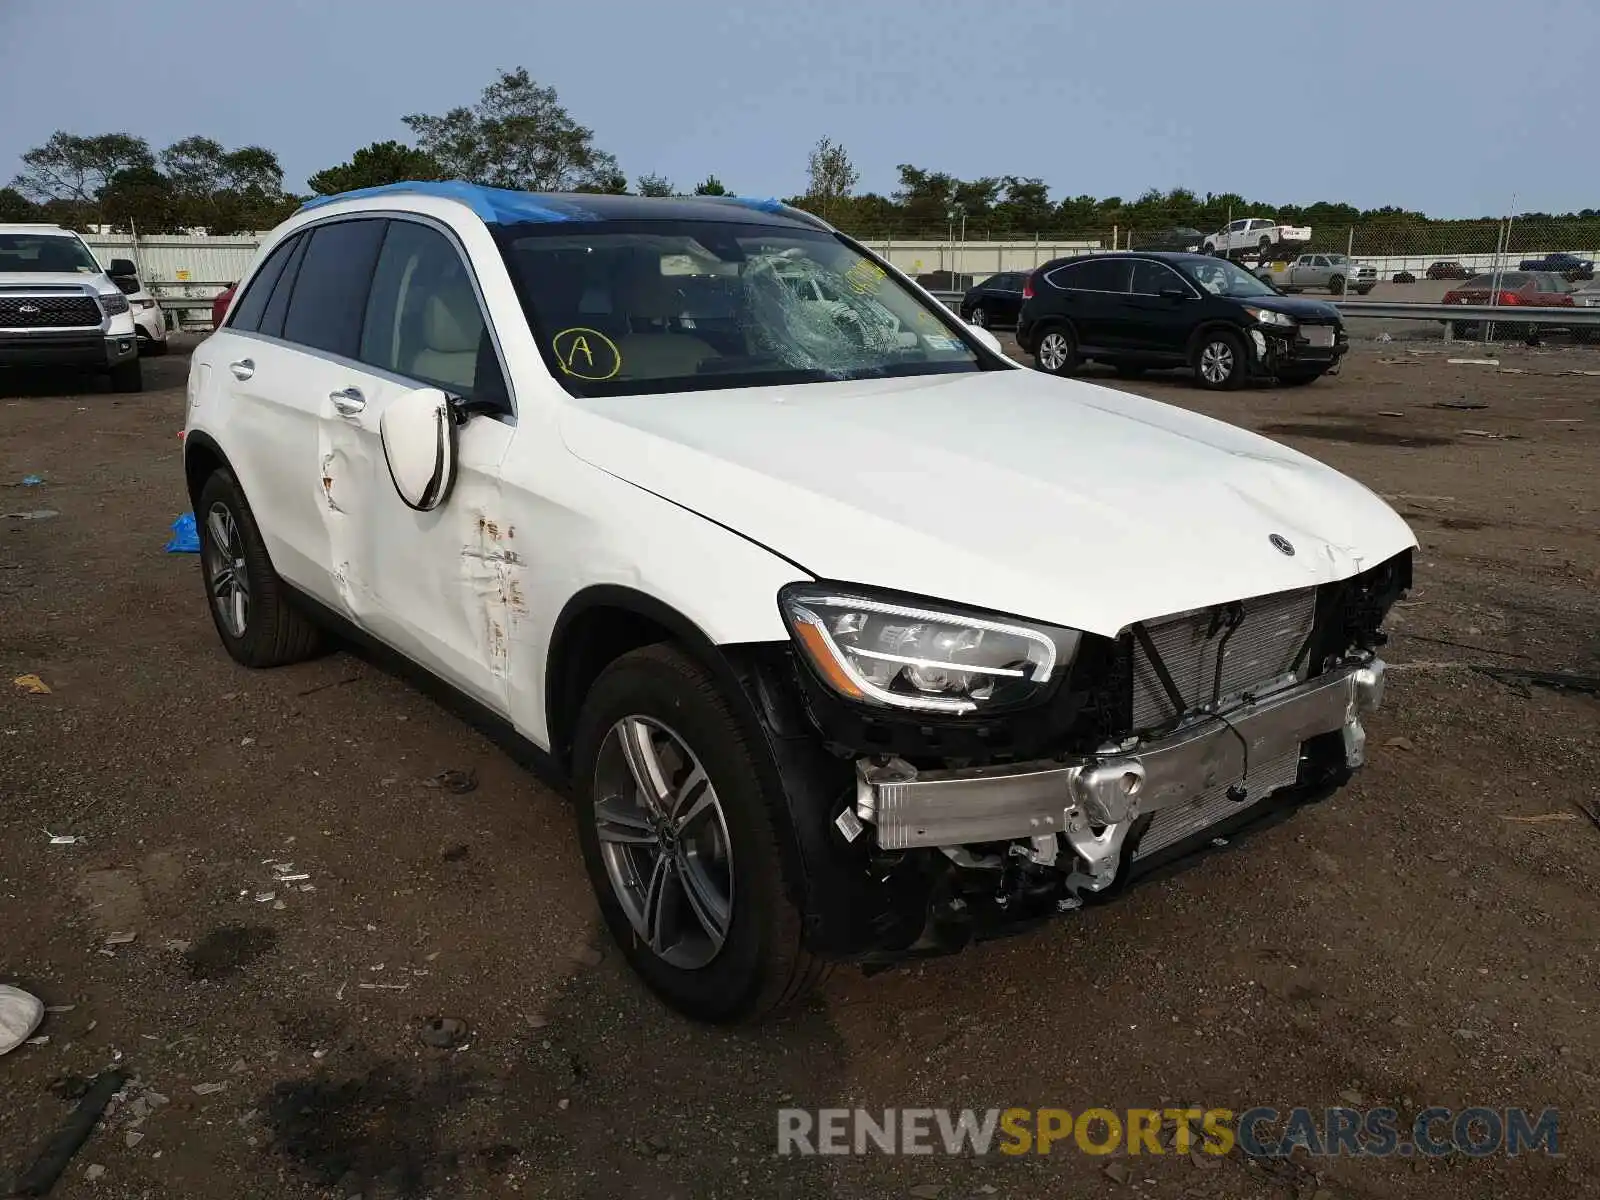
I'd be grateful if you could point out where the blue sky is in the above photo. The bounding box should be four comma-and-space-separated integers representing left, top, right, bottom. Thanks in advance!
1, 0, 1594, 217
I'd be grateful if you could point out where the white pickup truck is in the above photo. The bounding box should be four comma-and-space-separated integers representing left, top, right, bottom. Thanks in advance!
1256, 253, 1377, 296
1202, 218, 1312, 257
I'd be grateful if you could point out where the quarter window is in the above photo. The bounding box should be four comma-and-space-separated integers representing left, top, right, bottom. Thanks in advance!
257, 234, 309, 339
360, 220, 508, 408
227, 234, 300, 333
1048, 258, 1131, 293
281, 219, 388, 358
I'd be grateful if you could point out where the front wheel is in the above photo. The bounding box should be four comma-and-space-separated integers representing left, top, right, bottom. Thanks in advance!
968, 305, 989, 329
1328, 275, 1346, 295
572, 644, 826, 1023
1193, 330, 1247, 390
1034, 327, 1079, 375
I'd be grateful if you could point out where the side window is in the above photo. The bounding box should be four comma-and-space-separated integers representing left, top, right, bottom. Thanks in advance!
257, 234, 310, 339
1311, 256, 1329, 268
1001, 274, 1023, 291
1226, 220, 1246, 233
977, 274, 1001, 290
227, 235, 299, 332
1048, 260, 1129, 292
1130, 260, 1185, 295
281, 219, 388, 357
360, 219, 509, 409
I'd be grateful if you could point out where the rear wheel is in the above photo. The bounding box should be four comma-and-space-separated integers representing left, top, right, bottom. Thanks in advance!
197, 470, 324, 667
968, 305, 989, 329
1034, 327, 1079, 375
1193, 330, 1246, 390
572, 644, 825, 1023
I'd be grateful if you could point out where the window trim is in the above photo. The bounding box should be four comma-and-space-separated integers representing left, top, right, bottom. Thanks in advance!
227, 209, 518, 422
225, 231, 300, 333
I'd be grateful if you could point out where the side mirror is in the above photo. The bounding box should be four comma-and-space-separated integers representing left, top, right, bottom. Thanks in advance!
966, 325, 1004, 355
1158, 287, 1189, 301
379, 387, 458, 512
107, 258, 138, 278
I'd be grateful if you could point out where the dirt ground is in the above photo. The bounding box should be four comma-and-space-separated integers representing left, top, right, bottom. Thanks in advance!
2, 335, 1597, 1200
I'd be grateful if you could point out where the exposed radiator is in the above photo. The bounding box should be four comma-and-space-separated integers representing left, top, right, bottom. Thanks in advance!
1130, 586, 1316, 731
1133, 748, 1301, 861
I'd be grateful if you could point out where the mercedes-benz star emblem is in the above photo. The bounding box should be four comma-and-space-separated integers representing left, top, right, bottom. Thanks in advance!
1269, 534, 1296, 556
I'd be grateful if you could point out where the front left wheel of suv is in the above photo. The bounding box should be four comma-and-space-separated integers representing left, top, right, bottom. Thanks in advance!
572, 644, 827, 1023
196, 469, 325, 667
1193, 330, 1247, 390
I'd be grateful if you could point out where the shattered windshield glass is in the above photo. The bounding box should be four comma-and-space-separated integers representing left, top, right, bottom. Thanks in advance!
496, 221, 984, 395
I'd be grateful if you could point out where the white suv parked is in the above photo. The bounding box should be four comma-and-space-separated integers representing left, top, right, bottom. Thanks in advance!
185, 183, 1415, 1022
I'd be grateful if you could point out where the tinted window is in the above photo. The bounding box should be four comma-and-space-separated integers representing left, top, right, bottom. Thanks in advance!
281, 219, 388, 357
361, 219, 508, 407
1129, 260, 1186, 295
1464, 272, 1530, 289
1050, 258, 1130, 292
257, 234, 309, 339
976, 274, 1002, 290
229, 235, 298, 332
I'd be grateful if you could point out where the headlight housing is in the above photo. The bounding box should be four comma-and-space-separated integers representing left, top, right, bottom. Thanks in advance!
97, 291, 130, 316
1245, 306, 1295, 328
780, 585, 1079, 715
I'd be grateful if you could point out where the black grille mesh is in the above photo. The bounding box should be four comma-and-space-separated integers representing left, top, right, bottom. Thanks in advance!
0, 295, 101, 328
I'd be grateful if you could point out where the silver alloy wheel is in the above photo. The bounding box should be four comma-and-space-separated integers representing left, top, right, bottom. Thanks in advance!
970, 306, 987, 328
205, 501, 249, 637
1199, 340, 1235, 384
1038, 331, 1071, 371
593, 716, 734, 970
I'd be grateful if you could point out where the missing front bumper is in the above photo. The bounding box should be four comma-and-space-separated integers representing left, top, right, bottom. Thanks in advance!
855, 659, 1385, 854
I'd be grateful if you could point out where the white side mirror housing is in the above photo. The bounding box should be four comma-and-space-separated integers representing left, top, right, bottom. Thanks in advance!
967, 325, 1004, 356
379, 386, 457, 511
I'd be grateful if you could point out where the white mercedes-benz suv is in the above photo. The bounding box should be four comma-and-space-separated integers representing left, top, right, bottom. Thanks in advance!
184, 182, 1414, 1022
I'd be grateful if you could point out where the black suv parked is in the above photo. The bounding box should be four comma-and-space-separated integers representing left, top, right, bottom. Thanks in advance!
957, 271, 1027, 329
1015, 252, 1348, 389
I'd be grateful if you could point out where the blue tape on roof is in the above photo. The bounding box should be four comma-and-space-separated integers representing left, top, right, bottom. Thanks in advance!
296, 180, 593, 224
724, 196, 787, 214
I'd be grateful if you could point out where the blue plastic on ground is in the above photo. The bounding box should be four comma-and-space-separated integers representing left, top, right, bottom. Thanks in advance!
21, 474, 43, 486
165, 512, 200, 554
296, 180, 596, 225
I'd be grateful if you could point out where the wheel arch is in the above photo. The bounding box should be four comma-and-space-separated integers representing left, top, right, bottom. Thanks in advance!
1185, 319, 1248, 359
183, 430, 235, 510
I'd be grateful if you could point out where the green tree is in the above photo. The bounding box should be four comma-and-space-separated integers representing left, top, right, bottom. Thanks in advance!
805, 137, 858, 220
11, 132, 155, 221
693, 174, 728, 196
0, 187, 40, 222
307, 140, 444, 195
403, 67, 622, 191
635, 172, 674, 197
100, 165, 184, 232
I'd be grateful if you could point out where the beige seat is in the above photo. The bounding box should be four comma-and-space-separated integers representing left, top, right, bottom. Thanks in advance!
615, 271, 715, 379
409, 276, 482, 391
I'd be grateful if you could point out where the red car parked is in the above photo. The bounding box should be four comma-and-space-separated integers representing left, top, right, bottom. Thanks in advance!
211, 283, 237, 330
1442, 271, 1575, 338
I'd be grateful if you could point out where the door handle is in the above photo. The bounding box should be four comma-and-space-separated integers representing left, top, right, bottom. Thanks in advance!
329, 386, 366, 415
229, 358, 254, 381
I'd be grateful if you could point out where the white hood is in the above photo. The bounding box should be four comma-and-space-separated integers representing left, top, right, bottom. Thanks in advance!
0, 271, 107, 292
558, 370, 1417, 638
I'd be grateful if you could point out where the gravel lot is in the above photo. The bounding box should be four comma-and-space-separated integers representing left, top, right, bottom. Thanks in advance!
3, 335, 1597, 1200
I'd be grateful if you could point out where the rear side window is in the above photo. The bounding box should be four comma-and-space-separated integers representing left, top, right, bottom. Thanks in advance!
1048, 258, 1131, 293
258, 234, 310, 339
282, 219, 388, 357
227, 235, 299, 332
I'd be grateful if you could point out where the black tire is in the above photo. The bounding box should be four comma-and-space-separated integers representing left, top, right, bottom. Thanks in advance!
1450, 321, 1478, 341
1328, 275, 1346, 295
572, 644, 826, 1023
1201, 243, 1216, 256
196, 469, 324, 668
1277, 369, 1326, 387
1192, 329, 1247, 390
1258, 235, 1273, 251
968, 305, 989, 329
109, 359, 142, 392
1033, 325, 1079, 375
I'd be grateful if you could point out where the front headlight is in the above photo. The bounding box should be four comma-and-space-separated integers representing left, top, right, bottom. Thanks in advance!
134, 298, 157, 310
98, 292, 130, 316
1245, 306, 1295, 328
779, 585, 1079, 714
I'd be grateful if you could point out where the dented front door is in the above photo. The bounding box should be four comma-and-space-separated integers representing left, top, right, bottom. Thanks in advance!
319, 374, 515, 713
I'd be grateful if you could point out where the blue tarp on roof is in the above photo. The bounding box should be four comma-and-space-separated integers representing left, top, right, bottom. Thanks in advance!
296, 180, 596, 224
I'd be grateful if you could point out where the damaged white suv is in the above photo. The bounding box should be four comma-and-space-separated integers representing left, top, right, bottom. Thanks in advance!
184, 183, 1415, 1022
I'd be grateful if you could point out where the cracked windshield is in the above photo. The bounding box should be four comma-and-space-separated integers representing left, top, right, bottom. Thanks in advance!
498, 222, 983, 394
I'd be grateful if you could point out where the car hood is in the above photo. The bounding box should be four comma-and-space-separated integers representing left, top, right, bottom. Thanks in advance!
558, 369, 1417, 637
1245, 294, 1344, 320
0, 271, 108, 291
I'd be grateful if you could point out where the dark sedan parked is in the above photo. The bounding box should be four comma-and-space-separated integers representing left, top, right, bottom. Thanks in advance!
1015, 252, 1348, 389
958, 271, 1027, 329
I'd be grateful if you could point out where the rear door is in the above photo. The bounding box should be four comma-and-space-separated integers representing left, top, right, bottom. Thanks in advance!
1043, 257, 1131, 351
197, 230, 343, 597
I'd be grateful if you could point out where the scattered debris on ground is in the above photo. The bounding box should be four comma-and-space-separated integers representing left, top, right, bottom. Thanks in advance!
12, 674, 52, 695
9, 1069, 126, 1197
422, 768, 478, 794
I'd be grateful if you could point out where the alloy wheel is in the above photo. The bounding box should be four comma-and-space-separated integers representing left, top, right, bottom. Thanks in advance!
592, 716, 734, 970
1199, 340, 1235, 384
205, 502, 249, 637
1038, 331, 1072, 372
970, 306, 988, 328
